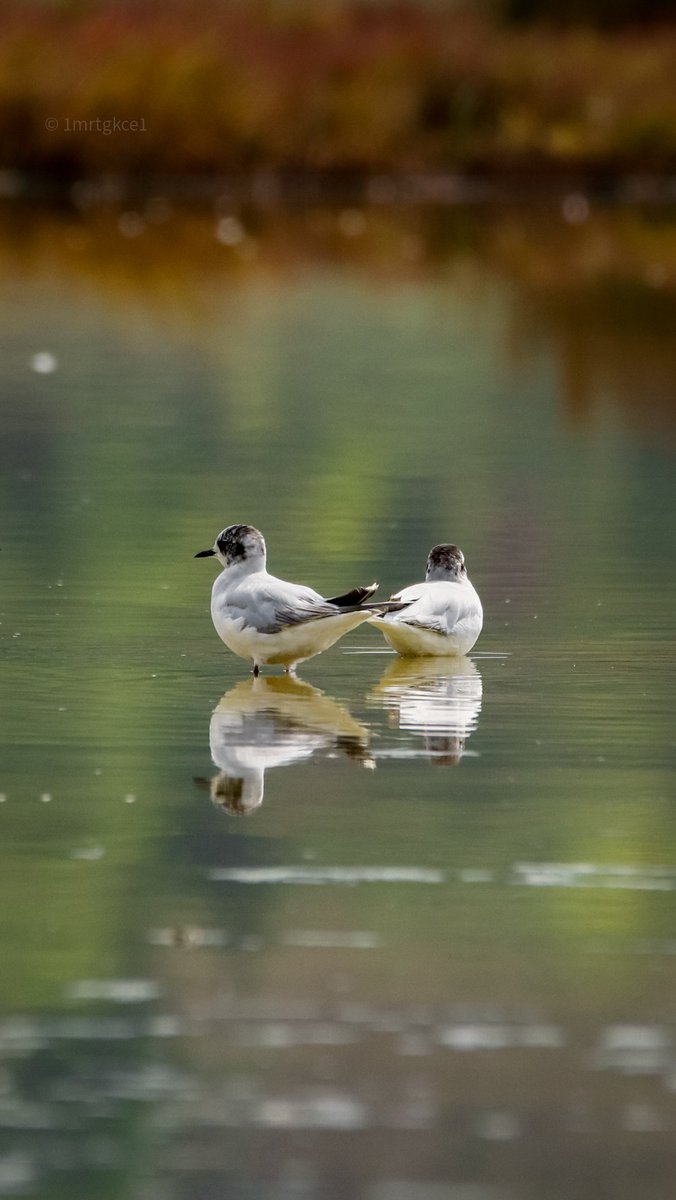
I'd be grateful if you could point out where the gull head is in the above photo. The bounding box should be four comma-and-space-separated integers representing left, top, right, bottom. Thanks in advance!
425, 543, 467, 583
210, 772, 264, 815
195, 524, 266, 570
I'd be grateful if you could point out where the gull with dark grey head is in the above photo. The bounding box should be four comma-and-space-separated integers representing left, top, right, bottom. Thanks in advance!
195, 524, 378, 675
369, 543, 483, 657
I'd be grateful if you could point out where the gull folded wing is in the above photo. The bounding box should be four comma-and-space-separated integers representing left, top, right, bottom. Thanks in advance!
273, 598, 358, 628
398, 614, 448, 636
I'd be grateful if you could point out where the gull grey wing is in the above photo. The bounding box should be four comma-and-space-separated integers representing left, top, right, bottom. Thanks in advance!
398, 614, 447, 635
222, 578, 339, 635
239, 577, 347, 632
272, 597, 352, 629
394, 585, 466, 636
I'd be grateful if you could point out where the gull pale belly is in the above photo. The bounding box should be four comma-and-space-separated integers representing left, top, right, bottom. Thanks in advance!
369, 543, 483, 658
196, 524, 378, 674
214, 604, 373, 668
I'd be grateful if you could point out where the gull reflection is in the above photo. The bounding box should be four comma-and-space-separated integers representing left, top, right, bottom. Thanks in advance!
201, 676, 373, 814
372, 657, 482, 766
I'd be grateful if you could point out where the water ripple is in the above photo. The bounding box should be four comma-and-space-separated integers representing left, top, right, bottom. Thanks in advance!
208, 866, 445, 885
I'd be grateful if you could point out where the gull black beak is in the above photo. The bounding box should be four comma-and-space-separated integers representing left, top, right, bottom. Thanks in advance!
194, 548, 216, 558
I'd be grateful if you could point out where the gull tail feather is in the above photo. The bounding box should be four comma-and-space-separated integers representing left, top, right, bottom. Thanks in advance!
324, 582, 379, 608
362, 600, 410, 614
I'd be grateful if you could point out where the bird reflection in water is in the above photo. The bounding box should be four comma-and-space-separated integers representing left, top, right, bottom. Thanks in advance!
198, 675, 374, 814
372, 656, 482, 766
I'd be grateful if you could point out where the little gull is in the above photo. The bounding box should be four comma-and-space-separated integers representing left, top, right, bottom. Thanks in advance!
195, 524, 378, 675
369, 544, 482, 657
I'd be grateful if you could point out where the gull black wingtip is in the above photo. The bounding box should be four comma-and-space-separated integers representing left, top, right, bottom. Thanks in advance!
194, 548, 216, 558
324, 582, 379, 608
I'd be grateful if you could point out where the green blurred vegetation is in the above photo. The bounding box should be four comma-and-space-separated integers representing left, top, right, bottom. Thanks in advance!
2, 0, 676, 177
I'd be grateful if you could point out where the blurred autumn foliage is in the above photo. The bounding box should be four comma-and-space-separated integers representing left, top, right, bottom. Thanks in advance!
2, 0, 676, 178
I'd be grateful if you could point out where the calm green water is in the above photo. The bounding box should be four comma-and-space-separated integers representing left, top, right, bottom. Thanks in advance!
1, 200, 675, 1200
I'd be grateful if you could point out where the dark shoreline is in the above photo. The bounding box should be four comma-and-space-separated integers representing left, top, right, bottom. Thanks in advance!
4, 168, 676, 211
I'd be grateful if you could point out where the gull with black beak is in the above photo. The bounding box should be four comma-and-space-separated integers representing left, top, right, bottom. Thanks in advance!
195, 524, 378, 675
369, 544, 483, 657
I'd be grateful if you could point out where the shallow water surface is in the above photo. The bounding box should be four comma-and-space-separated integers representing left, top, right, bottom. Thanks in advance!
0, 202, 675, 1200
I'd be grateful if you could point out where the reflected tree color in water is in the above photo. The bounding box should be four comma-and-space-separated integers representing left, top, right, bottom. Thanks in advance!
0, 202, 675, 1199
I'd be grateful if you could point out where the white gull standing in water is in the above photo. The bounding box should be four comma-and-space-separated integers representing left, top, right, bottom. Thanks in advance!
195, 523, 378, 675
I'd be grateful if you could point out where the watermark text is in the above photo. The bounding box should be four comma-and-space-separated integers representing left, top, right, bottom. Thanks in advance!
45, 117, 147, 135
